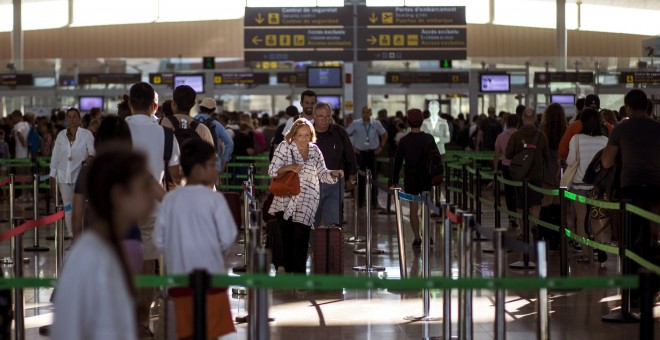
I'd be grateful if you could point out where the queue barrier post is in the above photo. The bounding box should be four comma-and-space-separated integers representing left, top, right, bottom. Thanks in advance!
423, 193, 431, 317
1, 174, 15, 265
444, 161, 451, 205
353, 170, 385, 272
537, 241, 549, 340
13, 217, 25, 340
452, 166, 458, 205
378, 158, 395, 215
475, 168, 482, 227
493, 173, 501, 231
233, 184, 249, 274
347, 175, 365, 243
190, 269, 210, 340
638, 270, 658, 340
510, 179, 536, 270
468, 167, 474, 212
55, 206, 64, 277
463, 213, 474, 340
602, 199, 640, 323
559, 187, 569, 277
442, 203, 452, 339
25, 173, 48, 252
46, 181, 60, 241
493, 228, 506, 340
457, 209, 466, 340
392, 188, 407, 279
249, 249, 270, 340
461, 165, 468, 210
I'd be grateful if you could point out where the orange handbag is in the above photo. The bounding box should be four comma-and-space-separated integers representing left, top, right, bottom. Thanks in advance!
269, 148, 301, 196
168, 287, 235, 339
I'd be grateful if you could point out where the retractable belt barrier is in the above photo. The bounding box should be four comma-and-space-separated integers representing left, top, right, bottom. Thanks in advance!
0, 273, 639, 291
0, 204, 71, 243
446, 164, 660, 276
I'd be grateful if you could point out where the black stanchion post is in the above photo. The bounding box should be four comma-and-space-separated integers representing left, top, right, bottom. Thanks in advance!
493, 172, 501, 230
510, 179, 536, 269
476, 168, 482, 226
452, 166, 458, 205
602, 200, 639, 323
468, 168, 474, 212
190, 269, 210, 340
386, 158, 394, 214
638, 270, 658, 340
445, 160, 450, 205
559, 187, 568, 277
13, 218, 25, 340
461, 164, 468, 210
26, 171, 48, 252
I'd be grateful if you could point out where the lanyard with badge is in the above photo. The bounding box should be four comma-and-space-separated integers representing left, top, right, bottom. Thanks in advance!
363, 122, 372, 147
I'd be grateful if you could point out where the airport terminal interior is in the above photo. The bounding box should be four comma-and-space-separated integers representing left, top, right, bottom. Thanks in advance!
0, 0, 659, 339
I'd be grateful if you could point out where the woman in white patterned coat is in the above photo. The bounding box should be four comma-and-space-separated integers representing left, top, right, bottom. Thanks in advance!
269, 118, 344, 273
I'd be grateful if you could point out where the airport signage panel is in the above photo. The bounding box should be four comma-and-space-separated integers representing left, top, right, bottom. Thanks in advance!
213, 73, 270, 85
149, 73, 174, 85
534, 72, 594, 84
277, 72, 307, 85
244, 7, 353, 27
386, 72, 469, 84
620, 71, 660, 84
358, 6, 466, 26
0, 74, 33, 86
245, 28, 354, 50
78, 73, 141, 85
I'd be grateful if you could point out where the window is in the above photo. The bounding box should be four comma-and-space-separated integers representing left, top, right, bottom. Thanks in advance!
0, 0, 68, 32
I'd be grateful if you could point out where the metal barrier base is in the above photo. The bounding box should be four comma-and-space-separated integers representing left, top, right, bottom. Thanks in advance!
482, 247, 513, 254
601, 311, 640, 323
46, 235, 72, 241
25, 245, 49, 252
509, 261, 536, 269
346, 236, 366, 243
353, 248, 385, 255
403, 316, 442, 322
353, 265, 385, 272
232, 287, 247, 296
234, 315, 275, 323
233, 266, 247, 273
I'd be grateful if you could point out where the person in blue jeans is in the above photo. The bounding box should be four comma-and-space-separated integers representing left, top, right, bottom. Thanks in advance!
313, 102, 358, 227
196, 98, 234, 174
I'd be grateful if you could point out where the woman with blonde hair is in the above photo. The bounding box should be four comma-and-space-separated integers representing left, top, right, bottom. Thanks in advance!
269, 118, 344, 273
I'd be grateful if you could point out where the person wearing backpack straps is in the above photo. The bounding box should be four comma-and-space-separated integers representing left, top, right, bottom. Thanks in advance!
196, 98, 234, 174
393, 109, 438, 248
505, 107, 550, 230
160, 85, 215, 149
125, 82, 183, 337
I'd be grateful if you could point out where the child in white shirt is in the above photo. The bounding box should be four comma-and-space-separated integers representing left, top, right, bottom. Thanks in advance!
154, 138, 237, 339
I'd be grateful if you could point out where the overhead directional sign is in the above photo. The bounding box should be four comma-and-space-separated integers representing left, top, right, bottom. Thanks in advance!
358, 6, 466, 26
245, 28, 353, 49
534, 72, 594, 84
78, 73, 141, 85
245, 7, 353, 27
357, 6, 467, 61
149, 73, 174, 85
277, 72, 307, 85
0, 74, 33, 86
386, 72, 469, 84
619, 71, 660, 84
244, 7, 353, 62
244, 6, 467, 62
213, 73, 269, 85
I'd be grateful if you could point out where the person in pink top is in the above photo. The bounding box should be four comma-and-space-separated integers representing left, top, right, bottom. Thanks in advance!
493, 114, 520, 228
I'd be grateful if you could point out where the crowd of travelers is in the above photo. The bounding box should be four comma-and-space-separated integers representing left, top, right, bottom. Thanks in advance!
0, 85, 658, 339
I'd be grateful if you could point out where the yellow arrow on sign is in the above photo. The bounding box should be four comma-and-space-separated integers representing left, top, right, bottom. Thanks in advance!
367, 36, 377, 45
252, 36, 263, 45
369, 12, 378, 24
255, 13, 265, 24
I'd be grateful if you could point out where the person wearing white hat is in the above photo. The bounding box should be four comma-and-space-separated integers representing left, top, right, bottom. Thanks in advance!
196, 98, 234, 173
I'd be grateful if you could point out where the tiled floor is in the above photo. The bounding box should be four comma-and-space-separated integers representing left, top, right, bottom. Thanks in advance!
1, 188, 658, 339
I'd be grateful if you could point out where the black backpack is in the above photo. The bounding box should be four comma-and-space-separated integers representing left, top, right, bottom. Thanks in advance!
194, 116, 219, 154
164, 115, 202, 147
509, 130, 541, 180
424, 134, 444, 185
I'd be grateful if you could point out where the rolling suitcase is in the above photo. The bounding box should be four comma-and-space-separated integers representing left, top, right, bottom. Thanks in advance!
265, 219, 285, 269
313, 224, 344, 274
221, 192, 242, 229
